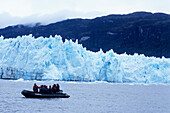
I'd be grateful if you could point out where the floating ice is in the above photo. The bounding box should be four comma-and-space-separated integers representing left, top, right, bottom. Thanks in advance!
0, 35, 169, 83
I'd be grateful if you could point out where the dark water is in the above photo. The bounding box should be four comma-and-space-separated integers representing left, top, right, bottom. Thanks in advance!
0, 80, 170, 113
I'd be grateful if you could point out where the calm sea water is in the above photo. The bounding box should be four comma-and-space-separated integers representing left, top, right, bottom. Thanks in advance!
0, 79, 170, 113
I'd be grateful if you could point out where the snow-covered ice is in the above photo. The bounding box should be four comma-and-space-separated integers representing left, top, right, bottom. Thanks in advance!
0, 35, 169, 83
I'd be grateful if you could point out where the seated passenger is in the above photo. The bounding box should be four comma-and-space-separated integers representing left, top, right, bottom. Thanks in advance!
52, 84, 57, 93
56, 83, 60, 92
33, 83, 38, 93
49, 85, 52, 94
40, 85, 49, 94
39, 85, 43, 93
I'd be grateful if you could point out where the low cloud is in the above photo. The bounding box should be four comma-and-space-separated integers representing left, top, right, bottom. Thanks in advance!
0, 10, 103, 28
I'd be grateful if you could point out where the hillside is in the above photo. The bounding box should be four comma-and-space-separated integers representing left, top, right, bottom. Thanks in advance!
0, 11, 170, 58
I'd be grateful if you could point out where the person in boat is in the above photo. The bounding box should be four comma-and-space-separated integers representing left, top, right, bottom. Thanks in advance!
56, 83, 60, 92
52, 84, 57, 93
39, 85, 43, 93
33, 83, 38, 93
44, 85, 49, 93
49, 85, 52, 94
40, 85, 49, 94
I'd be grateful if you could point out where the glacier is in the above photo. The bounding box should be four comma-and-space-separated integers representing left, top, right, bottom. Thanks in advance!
0, 35, 169, 83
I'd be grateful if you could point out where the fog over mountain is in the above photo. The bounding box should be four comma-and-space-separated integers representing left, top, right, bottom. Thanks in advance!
0, 11, 170, 58
0, 11, 103, 28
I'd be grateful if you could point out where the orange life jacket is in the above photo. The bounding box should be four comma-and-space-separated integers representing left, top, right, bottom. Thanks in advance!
33, 85, 37, 89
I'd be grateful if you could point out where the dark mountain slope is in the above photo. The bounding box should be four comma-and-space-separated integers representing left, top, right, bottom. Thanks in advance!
0, 11, 170, 58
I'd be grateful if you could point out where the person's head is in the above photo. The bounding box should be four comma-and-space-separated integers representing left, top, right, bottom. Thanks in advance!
34, 83, 36, 86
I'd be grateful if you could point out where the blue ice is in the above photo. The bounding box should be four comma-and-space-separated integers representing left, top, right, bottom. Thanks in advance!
0, 35, 169, 83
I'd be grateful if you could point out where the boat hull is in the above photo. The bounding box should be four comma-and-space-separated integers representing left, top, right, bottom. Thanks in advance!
21, 90, 70, 98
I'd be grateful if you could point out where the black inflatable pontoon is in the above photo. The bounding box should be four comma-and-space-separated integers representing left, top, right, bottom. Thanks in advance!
21, 90, 70, 98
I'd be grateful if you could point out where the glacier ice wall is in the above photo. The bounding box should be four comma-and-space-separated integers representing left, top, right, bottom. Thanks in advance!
0, 35, 169, 83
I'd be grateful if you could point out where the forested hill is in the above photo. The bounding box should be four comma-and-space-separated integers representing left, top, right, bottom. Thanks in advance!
0, 12, 170, 58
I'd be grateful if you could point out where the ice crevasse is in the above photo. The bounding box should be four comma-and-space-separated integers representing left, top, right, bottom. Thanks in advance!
0, 34, 169, 83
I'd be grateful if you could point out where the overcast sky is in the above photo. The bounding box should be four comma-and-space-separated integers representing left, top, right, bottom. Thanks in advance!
0, 0, 170, 28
